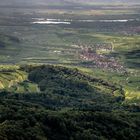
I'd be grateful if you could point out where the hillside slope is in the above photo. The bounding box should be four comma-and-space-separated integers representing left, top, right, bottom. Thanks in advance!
0, 65, 124, 108
0, 65, 140, 140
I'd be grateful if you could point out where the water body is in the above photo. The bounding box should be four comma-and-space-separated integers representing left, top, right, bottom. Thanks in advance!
32, 18, 139, 24
32, 18, 71, 24
79, 19, 129, 22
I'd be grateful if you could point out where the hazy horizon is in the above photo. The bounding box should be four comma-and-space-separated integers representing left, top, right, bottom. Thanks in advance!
0, 0, 140, 6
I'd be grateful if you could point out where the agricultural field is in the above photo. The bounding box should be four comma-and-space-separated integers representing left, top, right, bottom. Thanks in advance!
1, 2, 139, 103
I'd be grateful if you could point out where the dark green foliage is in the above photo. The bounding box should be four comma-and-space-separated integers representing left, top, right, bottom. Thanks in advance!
0, 65, 139, 140
28, 65, 117, 93
27, 65, 124, 109
0, 94, 140, 140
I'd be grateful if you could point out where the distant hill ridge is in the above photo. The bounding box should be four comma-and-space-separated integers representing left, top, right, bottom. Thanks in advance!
0, 0, 140, 6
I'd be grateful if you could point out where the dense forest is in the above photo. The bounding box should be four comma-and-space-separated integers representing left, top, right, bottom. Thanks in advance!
0, 65, 140, 140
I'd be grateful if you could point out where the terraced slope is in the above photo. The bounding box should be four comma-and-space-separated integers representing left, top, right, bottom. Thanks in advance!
0, 65, 25, 88
0, 65, 38, 93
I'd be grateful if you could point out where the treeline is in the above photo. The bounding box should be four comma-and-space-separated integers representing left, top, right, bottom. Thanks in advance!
0, 93, 140, 140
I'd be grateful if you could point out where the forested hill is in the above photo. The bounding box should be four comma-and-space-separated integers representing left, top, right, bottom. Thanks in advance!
0, 65, 140, 140
0, 65, 124, 109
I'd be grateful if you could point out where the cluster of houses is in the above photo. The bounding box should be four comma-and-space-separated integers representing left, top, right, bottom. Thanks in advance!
78, 44, 126, 73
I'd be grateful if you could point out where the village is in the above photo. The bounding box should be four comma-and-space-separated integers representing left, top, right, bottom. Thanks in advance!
72, 42, 127, 73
